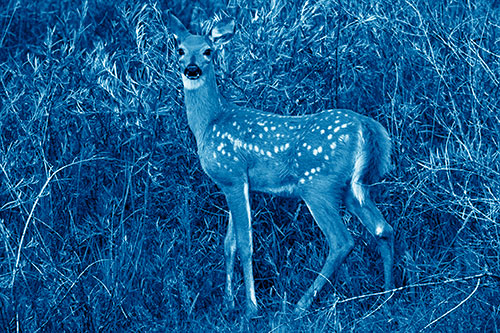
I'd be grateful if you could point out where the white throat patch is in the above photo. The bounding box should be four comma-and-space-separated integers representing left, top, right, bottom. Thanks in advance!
182, 75, 205, 90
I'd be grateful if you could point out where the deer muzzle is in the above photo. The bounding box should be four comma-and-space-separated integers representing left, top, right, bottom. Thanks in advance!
184, 64, 202, 79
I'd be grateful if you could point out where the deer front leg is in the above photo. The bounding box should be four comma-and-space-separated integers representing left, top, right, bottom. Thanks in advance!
224, 212, 236, 311
223, 182, 258, 317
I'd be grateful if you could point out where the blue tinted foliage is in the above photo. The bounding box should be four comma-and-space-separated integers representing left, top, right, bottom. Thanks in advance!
0, 0, 498, 331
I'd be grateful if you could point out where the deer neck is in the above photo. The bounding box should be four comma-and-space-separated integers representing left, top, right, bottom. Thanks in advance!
183, 70, 222, 141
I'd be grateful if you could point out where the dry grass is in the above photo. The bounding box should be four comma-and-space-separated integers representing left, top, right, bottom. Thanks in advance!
0, 0, 499, 331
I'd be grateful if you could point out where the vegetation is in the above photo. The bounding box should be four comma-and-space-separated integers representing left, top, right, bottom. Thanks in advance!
1, 0, 499, 331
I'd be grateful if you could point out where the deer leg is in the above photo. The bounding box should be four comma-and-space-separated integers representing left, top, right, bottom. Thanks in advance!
295, 193, 354, 314
224, 213, 236, 310
345, 189, 394, 290
223, 183, 258, 317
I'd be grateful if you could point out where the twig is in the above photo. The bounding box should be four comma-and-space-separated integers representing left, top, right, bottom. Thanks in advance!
419, 276, 482, 332
268, 271, 492, 332
336, 271, 490, 305
9, 157, 105, 288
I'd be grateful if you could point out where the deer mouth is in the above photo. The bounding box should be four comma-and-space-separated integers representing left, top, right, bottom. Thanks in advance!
184, 65, 202, 80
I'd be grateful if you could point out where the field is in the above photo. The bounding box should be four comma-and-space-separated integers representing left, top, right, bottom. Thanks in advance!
1, 0, 499, 331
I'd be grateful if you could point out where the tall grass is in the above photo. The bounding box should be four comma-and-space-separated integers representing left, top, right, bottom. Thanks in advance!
0, 0, 499, 331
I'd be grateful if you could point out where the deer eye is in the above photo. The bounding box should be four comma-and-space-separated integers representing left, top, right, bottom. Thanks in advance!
203, 48, 212, 56
177, 48, 185, 56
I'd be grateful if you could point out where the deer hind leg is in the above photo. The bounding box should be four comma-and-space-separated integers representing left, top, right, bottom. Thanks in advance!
344, 188, 394, 290
223, 183, 258, 317
295, 192, 354, 314
224, 213, 236, 311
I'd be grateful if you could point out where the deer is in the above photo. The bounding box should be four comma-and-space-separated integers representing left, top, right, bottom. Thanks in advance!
168, 14, 394, 317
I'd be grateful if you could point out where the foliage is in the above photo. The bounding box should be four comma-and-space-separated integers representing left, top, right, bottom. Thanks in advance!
0, 0, 499, 331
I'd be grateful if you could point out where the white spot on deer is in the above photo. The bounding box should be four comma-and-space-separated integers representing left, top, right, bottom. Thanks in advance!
264, 126, 269, 132
298, 152, 302, 157
299, 178, 306, 184
254, 145, 259, 153
327, 134, 333, 140
341, 123, 348, 129
304, 171, 310, 176
271, 126, 276, 131
324, 155, 329, 160
259, 133, 263, 139
320, 129, 325, 134
274, 146, 279, 153
334, 126, 340, 133
233, 139, 243, 149
313, 149, 318, 156
375, 225, 383, 236
327, 125, 332, 130
217, 143, 224, 151
266, 151, 272, 157
317, 146, 323, 153
213, 152, 217, 159
330, 142, 337, 150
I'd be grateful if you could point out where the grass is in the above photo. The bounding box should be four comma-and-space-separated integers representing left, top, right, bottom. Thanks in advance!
0, 0, 499, 331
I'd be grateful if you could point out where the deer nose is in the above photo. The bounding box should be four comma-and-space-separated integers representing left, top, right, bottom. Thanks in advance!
184, 64, 202, 79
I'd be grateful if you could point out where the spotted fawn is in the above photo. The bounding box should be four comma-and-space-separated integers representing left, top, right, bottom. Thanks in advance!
169, 14, 394, 317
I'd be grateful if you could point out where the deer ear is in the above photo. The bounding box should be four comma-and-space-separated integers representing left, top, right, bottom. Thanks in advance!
209, 19, 235, 46
169, 14, 190, 43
